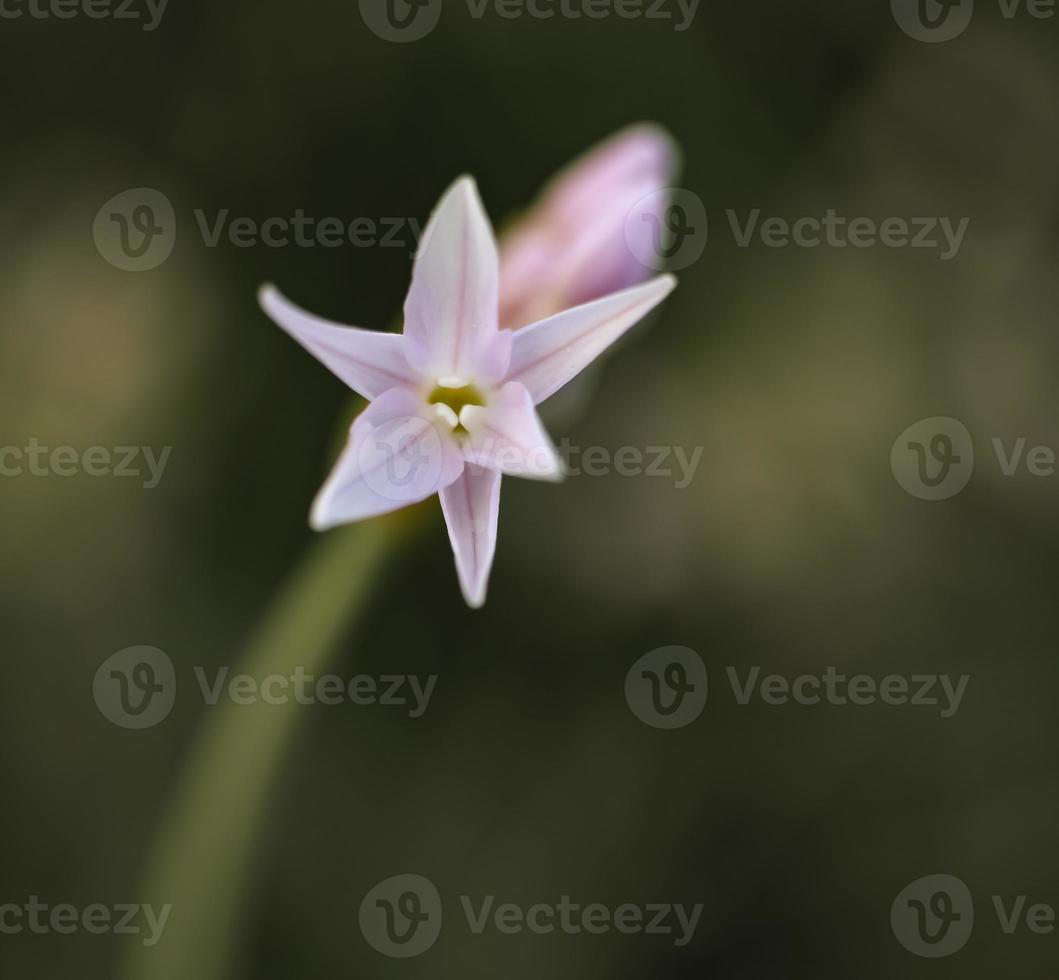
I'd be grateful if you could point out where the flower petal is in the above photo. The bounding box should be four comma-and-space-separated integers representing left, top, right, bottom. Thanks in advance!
259, 284, 421, 400
461, 382, 562, 481
506, 275, 676, 405
439, 464, 502, 608
402, 176, 510, 383
310, 388, 463, 530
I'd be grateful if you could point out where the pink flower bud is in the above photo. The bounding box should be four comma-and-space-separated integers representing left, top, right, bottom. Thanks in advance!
499, 124, 679, 329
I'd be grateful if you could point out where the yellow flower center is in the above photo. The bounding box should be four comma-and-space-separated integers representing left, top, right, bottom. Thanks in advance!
428, 382, 485, 435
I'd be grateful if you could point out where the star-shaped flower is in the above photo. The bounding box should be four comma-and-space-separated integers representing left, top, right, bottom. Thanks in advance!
260, 175, 675, 607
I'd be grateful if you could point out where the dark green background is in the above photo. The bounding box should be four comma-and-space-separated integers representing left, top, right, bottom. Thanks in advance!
2, 0, 1058, 976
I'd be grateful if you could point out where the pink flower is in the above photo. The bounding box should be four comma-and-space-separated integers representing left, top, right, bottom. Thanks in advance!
261, 172, 675, 607
499, 123, 678, 329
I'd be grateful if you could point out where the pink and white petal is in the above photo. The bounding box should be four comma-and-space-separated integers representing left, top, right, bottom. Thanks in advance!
402, 176, 509, 383
439, 464, 502, 608
310, 388, 464, 530
461, 382, 562, 481
259, 284, 421, 400
550, 175, 664, 307
470, 325, 513, 386
506, 275, 676, 405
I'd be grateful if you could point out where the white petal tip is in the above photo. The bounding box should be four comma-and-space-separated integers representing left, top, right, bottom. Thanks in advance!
631, 273, 678, 310
309, 503, 370, 532
433, 174, 481, 213
308, 503, 333, 532
447, 175, 491, 219
520, 457, 564, 482
309, 491, 347, 532
654, 273, 678, 295
257, 282, 279, 311
622, 122, 681, 164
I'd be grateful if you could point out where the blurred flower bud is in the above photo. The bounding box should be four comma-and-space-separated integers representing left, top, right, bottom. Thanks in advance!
498, 124, 679, 330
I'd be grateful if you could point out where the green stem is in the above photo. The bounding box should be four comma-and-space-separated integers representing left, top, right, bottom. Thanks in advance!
122, 517, 408, 980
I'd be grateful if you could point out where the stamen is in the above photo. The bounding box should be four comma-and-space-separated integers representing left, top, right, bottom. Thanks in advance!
458, 405, 480, 430
433, 403, 459, 429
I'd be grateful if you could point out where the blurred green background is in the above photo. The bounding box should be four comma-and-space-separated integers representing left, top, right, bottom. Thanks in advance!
2, 0, 1059, 977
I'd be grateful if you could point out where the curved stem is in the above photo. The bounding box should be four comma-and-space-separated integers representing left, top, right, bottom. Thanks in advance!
122, 517, 409, 980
